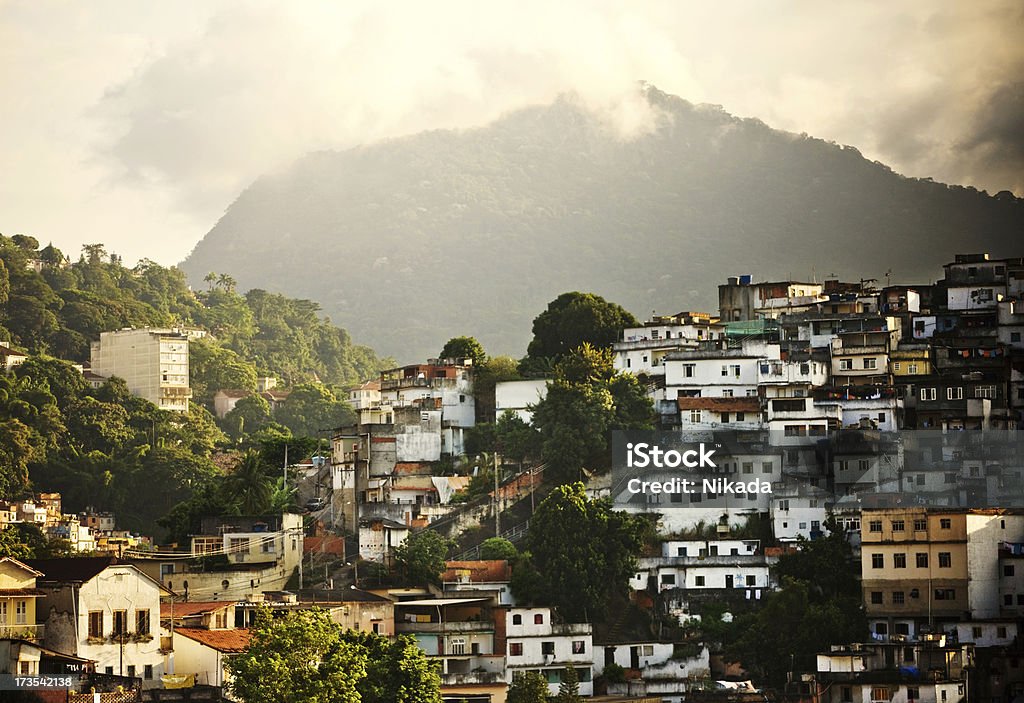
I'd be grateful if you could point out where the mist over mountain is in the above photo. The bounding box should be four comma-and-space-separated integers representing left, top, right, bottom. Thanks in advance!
180, 86, 1023, 363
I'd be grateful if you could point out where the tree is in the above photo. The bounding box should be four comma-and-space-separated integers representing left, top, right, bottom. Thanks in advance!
472, 354, 520, 423
495, 410, 540, 466
723, 519, 867, 687
519, 483, 648, 622
188, 337, 258, 407
274, 383, 355, 438
339, 630, 442, 703
557, 665, 581, 702
226, 607, 366, 703
439, 336, 487, 367
524, 292, 638, 364
530, 345, 652, 484
478, 537, 518, 561
507, 670, 550, 703
224, 393, 274, 440
392, 530, 454, 586
223, 450, 275, 514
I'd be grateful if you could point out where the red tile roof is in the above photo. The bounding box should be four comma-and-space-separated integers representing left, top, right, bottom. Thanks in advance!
174, 628, 252, 653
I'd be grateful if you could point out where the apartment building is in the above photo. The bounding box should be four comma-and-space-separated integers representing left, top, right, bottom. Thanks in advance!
89, 328, 192, 412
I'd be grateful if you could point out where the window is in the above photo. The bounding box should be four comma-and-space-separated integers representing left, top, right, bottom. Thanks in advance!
940, 518, 951, 529
908, 688, 919, 701
690, 409, 702, 424
512, 613, 522, 625
127, 665, 136, 679
722, 365, 729, 377
88, 611, 103, 638
859, 459, 870, 471
1012, 332, 1022, 343
864, 358, 877, 370
144, 665, 153, 680
695, 575, 706, 586
893, 362, 901, 371
869, 520, 882, 533
920, 388, 936, 401
870, 591, 883, 604
660, 574, 676, 585
1005, 594, 1014, 606
871, 687, 890, 702
534, 613, 544, 625
762, 461, 773, 473
972, 626, 983, 639
947, 387, 963, 400
746, 575, 756, 586
572, 640, 586, 654
136, 609, 150, 635
541, 641, 555, 655
784, 425, 807, 436
976, 385, 997, 399
891, 520, 905, 532
839, 359, 853, 370
14, 600, 27, 624
721, 413, 730, 423
894, 553, 907, 569
742, 462, 753, 474
914, 518, 927, 531
999, 626, 1008, 638
872, 553, 884, 568
113, 610, 128, 636
1005, 565, 1015, 577
939, 552, 952, 567
730, 365, 741, 377
841, 687, 853, 702
509, 642, 523, 656
736, 412, 746, 422
934, 588, 955, 600
892, 591, 905, 604
450, 638, 465, 655
722, 389, 734, 398
908, 363, 919, 373
916, 553, 929, 568
683, 364, 695, 378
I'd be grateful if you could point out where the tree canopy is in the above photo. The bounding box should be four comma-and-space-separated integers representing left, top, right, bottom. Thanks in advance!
439, 336, 487, 367
515, 482, 649, 622
523, 292, 638, 367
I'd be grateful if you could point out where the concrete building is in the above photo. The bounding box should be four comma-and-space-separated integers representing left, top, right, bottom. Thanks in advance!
28, 557, 167, 687
505, 606, 594, 696
494, 379, 548, 424
89, 328, 192, 412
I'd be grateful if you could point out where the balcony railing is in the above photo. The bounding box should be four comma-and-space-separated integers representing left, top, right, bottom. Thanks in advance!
396, 621, 494, 634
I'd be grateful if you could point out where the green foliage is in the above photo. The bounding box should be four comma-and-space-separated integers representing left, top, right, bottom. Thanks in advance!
531, 345, 653, 484
392, 530, 454, 586
507, 670, 550, 703
189, 337, 258, 406
339, 630, 442, 703
472, 355, 521, 423
223, 393, 274, 440
600, 662, 626, 684
723, 519, 867, 687
274, 383, 355, 438
439, 336, 487, 367
478, 537, 518, 561
556, 665, 581, 702
226, 607, 365, 703
524, 292, 638, 365
519, 482, 647, 622
495, 411, 541, 466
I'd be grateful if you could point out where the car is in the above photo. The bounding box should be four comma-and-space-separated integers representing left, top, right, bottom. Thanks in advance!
305, 497, 328, 511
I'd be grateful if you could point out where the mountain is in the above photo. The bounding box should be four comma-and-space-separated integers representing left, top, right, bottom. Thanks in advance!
180, 85, 1023, 362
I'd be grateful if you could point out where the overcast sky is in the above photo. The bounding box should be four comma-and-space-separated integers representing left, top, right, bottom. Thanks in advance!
2, 0, 1021, 266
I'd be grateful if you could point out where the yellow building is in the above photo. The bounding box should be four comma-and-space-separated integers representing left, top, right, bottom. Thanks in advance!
861, 509, 969, 640
890, 345, 932, 377
860, 509, 962, 642
0, 557, 44, 641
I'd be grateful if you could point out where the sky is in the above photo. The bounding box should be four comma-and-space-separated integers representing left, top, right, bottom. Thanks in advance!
2, 0, 1022, 267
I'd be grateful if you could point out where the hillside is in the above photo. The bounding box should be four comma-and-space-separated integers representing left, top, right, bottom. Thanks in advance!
181, 85, 1024, 361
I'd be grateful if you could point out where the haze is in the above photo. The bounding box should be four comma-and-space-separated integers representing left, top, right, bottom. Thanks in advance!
2, 0, 1022, 266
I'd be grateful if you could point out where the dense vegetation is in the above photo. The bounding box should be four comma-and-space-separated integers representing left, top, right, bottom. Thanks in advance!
181, 84, 1024, 360
0, 235, 388, 538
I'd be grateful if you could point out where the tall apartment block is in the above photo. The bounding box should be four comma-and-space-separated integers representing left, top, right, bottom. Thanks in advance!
89, 328, 192, 412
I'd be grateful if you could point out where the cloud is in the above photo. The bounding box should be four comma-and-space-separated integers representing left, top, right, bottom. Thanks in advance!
2, 1, 1022, 265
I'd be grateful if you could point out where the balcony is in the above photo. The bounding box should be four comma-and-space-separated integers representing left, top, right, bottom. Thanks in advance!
0, 623, 43, 640
396, 621, 494, 634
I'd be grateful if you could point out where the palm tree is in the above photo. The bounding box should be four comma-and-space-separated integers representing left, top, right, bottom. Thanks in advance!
223, 450, 273, 514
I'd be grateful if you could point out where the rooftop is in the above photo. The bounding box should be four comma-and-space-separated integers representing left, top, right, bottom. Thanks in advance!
174, 627, 252, 653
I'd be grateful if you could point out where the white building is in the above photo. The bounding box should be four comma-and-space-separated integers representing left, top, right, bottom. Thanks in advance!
89, 328, 192, 412
505, 606, 594, 696
614, 312, 723, 377
29, 557, 167, 687
494, 379, 549, 424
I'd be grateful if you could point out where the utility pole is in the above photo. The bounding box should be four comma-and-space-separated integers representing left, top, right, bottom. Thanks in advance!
494, 453, 500, 537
